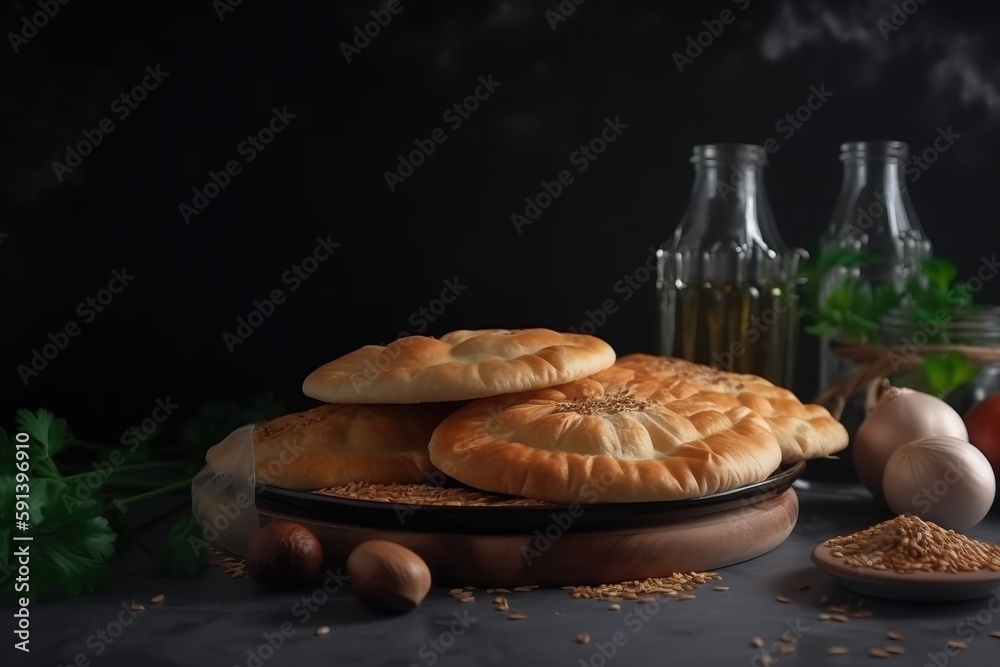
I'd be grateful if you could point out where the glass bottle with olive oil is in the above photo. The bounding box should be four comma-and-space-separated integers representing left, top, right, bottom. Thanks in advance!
657, 144, 804, 387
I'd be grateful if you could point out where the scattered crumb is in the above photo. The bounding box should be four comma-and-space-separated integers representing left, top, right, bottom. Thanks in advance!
576, 632, 591, 645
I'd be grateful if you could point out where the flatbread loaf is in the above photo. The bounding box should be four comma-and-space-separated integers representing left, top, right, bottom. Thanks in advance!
303, 328, 616, 404
427, 366, 783, 503
614, 354, 848, 463
206, 403, 458, 490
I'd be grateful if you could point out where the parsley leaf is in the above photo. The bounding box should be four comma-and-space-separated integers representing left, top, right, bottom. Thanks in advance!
161, 516, 208, 577
922, 351, 980, 398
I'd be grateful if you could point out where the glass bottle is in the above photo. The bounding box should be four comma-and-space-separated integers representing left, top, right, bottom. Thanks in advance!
817, 141, 933, 392
656, 144, 804, 387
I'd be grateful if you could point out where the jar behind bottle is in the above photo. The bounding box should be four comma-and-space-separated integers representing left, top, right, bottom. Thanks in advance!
656, 144, 803, 387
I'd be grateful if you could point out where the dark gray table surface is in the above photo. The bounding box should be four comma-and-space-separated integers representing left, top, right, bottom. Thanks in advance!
16, 482, 1000, 667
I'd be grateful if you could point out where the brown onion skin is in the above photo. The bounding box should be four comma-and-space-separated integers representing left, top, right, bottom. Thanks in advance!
245, 521, 325, 590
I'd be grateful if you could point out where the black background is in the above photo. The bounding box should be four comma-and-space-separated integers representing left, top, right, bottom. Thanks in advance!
3, 0, 999, 441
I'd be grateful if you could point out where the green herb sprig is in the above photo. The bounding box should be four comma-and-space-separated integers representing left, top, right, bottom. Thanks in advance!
1, 393, 285, 601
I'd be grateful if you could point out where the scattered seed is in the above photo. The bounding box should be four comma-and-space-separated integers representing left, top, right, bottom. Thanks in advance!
459, 597, 474, 603
775, 595, 792, 604
512, 585, 537, 592
568, 573, 720, 601
149, 594, 165, 604
315, 626, 330, 637
828, 646, 849, 656
827, 605, 848, 613
576, 633, 591, 645
750, 636, 764, 648
773, 644, 790, 656
851, 609, 874, 618
884, 645, 905, 655
781, 631, 798, 645
677, 594, 697, 601
507, 613, 528, 621
449, 588, 465, 595
129, 600, 145, 612
989, 630, 1000, 639
818, 613, 831, 621
494, 588, 511, 593
757, 654, 772, 666
887, 631, 904, 641
946, 640, 967, 650
830, 614, 849, 623
713, 586, 730, 591
869, 647, 891, 658
608, 604, 620, 611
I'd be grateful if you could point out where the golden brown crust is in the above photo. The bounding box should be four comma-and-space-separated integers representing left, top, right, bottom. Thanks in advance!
206, 403, 460, 490
302, 328, 617, 404
427, 366, 783, 503
614, 354, 848, 463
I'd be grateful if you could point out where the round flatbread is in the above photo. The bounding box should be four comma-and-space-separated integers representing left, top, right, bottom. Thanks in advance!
302, 328, 617, 404
614, 354, 848, 464
427, 366, 783, 503
206, 403, 459, 490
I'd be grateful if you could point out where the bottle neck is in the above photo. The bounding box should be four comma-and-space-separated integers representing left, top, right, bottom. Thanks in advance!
682, 159, 780, 249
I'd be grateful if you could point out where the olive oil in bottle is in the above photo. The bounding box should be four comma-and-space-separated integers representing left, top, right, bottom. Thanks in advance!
657, 144, 802, 388
661, 281, 796, 386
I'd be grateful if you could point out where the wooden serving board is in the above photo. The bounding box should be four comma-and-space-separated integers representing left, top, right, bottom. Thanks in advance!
258, 489, 798, 586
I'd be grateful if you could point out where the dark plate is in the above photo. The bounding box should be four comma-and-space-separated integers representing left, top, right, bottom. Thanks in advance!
255, 461, 805, 534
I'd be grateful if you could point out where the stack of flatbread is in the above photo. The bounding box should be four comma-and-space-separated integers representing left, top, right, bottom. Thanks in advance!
208, 328, 847, 504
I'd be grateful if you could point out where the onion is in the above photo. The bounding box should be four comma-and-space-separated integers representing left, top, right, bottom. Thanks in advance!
883, 435, 996, 531
853, 386, 969, 500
